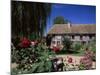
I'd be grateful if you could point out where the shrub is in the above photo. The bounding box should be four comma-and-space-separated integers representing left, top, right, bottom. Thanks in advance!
62, 37, 72, 52
74, 43, 81, 50
11, 38, 56, 74
20, 37, 31, 48
87, 37, 96, 61
79, 49, 93, 70
71, 42, 82, 53
78, 63, 86, 70
51, 46, 60, 53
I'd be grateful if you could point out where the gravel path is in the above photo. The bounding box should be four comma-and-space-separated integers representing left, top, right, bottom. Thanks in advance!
56, 54, 96, 69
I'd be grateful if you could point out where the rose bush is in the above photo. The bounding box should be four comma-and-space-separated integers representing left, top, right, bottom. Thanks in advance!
52, 46, 60, 53
20, 37, 31, 48
11, 38, 57, 74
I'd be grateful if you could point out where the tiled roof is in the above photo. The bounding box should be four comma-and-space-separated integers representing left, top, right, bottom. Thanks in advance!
48, 24, 96, 34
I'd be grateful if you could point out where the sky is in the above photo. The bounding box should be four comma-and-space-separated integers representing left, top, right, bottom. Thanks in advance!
46, 3, 96, 34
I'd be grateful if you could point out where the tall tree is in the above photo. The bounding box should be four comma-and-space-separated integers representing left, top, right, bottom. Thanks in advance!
11, 1, 51, 39
53, 16, 69, 24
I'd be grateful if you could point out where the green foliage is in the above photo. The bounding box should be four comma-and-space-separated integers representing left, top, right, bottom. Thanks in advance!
11, 42, 56, 74
62, 37, 72, 51
78, 64, 86, 70
90, 38, 96, 61
53, 16, 69, 24
12, 1, 51, 38
11, 68, 18, 75
86, 37, 96, 52
86, 37, 96, 61
29, 32, 39, 40
90, 39, 96, 52
72, 42, 82, 53
90, 45, 96, 61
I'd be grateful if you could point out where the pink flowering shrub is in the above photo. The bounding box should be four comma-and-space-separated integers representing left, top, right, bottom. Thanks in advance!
79, 48, 93, 70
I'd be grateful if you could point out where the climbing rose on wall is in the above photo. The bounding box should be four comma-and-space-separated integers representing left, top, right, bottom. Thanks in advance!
52, 46, 60, 52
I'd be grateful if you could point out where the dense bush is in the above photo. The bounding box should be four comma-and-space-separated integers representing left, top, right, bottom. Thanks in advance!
72, 42, 83, 53
90, 45, 96, 61
79, 48, 93, 70
51, 46, 61, 53
11, 37, 56, 74
62, 37, 72, 52
87, 37, 96, 61
11, 36, 96, 74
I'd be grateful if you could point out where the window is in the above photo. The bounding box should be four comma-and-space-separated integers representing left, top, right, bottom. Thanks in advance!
57, 41, 60, 45
72, 35, 74, 39
89, 35, 92, 39
52, 41, 55, 44
80, 35, 82, 40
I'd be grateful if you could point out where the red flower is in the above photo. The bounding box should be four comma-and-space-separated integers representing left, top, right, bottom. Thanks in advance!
52, 46, 60, 52
20, 37, 31, 48
68, 57, 73, 63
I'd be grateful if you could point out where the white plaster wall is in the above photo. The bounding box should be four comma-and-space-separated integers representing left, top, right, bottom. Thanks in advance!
82, 36, 90, 41
71, 35, 90, 42
50, 35, 95, 47
51, 35, 62, 47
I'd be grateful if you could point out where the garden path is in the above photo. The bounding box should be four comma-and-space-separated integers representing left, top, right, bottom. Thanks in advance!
56, 54, 96, 69
11, 54, 96, 69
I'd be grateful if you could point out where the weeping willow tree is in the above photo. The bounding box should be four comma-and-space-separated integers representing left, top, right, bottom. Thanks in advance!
11, 1, 51, 39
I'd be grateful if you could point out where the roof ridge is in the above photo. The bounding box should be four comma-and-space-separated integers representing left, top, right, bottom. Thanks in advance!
71, 24, 96, 25
48, 24, 96, 34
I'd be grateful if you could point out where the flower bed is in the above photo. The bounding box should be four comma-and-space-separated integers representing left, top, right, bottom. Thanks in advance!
11, 37, 96, 74
11, 37, 56, 74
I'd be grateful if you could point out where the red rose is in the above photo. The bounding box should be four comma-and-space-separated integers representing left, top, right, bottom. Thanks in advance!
52, 46, 60, 52
68, 57, 73, 63
20, 37, 31, 48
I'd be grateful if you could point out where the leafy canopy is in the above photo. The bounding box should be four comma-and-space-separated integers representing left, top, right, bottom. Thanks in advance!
53, 16, 69, 24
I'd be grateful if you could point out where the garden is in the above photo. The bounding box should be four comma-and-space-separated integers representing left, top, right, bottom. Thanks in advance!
11, 36, 96, 75
11, 1, 96, 75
